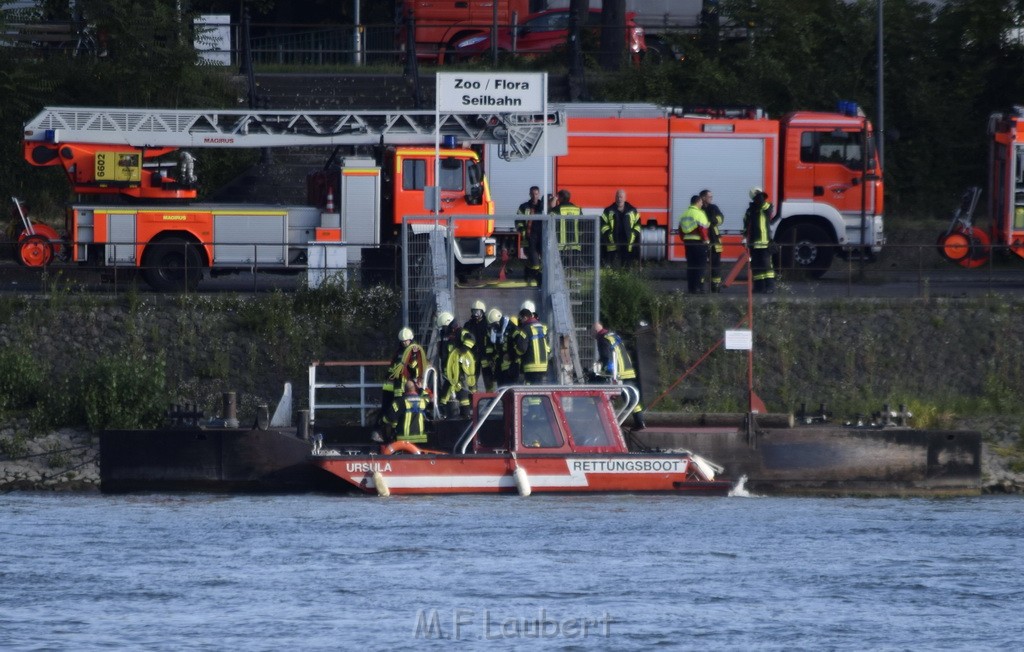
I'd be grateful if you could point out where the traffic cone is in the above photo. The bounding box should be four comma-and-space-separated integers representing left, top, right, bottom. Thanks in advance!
326, 187, 335, 212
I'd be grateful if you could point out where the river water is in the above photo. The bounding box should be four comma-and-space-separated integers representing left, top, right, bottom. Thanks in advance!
2, 491, 1021, 651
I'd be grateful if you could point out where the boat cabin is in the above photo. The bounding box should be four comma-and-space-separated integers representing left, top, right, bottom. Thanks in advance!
456, 385, 637, 455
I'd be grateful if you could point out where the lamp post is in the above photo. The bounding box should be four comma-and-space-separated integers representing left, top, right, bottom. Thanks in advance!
353, 0, 363, 65
877, 0, 884, 169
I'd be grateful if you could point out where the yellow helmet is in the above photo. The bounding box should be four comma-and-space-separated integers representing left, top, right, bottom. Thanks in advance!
398, 327, 414, 342
460, 330, 476, 348
486, 308, 502, 325
471, 299, 486, 312
436, 311, 454, 328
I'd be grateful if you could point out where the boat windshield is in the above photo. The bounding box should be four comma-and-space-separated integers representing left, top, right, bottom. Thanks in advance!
521, 396, 562, 449
560, 395, 615, 447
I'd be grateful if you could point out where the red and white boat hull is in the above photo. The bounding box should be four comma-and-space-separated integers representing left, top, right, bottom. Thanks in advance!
315, 453, 731, 496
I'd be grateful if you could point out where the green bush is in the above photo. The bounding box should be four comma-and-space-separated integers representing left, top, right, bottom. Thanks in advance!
0, 347, 47, 414
598, 268, 659, 335
76, 349, 169, 432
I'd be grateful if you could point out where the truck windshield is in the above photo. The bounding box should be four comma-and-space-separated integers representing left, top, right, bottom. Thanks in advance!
440, 158, 464, 191
800, 130, 876, 171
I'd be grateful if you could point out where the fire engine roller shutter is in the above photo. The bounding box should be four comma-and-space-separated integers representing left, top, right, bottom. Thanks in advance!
670, 137, 765, 234
484, 149, 553, 233
212, 211, 287, 264
107, 212, 137, 264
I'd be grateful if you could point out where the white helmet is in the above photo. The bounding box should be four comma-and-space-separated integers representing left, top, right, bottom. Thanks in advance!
436, 311, 454, 328
398, 327, 414, 342
520, 300, 536, 314
471, 299, 486, 312
486, 308, 502, 325
749, 186, 763, 200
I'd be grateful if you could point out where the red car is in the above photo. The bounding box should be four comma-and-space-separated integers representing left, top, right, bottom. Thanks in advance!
450, 8, 646, 60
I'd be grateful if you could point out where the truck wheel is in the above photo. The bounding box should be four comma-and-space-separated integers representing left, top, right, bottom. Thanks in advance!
142, 237, 202, 292
777, 223, 834, 279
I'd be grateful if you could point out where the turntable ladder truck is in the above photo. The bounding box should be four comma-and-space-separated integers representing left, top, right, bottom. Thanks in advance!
20, 106, 563, 291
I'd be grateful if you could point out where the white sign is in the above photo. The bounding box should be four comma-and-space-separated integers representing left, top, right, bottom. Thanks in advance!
725, 329, 753, 350
436, 73, 545, 113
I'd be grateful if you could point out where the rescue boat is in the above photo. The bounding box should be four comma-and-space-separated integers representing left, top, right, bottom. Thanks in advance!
311, 384, 732, 496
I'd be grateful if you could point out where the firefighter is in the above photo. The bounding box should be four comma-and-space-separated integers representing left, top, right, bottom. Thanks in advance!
395, 380, 429, 444
442, 329, 477, 418
550, 189, 582, 260
744, 186, 777, 294
678, 194, 711, 294
377, 327, 427, 438
463, 299, 489, 390
601, 189, 642, 266
700, 189, 725, 292
593, 322, 646, 430
513, 300, 550, 385
486, 307, 519, 389
435, 310, 458, 371
516, 186, 545, 286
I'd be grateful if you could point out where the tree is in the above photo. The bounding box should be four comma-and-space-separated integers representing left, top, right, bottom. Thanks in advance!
598, 0, 626, 71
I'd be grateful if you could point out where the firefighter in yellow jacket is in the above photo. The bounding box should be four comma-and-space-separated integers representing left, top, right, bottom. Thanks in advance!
700, 188, 725, 292
513, 300, 550, 384
678, 194, 711, 294
600, 189, 641, 266
744, 186, 777, 294
442, 329, 477, 418
395, 380, 429, 444
593, 322, 646, 430
377, 327, 427, 436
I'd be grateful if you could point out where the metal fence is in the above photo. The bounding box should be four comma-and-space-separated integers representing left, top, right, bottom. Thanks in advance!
5, 236, 1024, 300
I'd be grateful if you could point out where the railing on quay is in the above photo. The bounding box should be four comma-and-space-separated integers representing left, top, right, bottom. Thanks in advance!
3, 236, 1024, 300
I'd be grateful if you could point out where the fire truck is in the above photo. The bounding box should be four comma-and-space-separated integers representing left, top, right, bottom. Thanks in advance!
20, 106, 561, 290
937, 107, 1024, 268
486, 102, 885, 277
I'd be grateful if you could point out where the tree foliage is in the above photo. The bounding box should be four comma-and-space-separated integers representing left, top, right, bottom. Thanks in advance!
598, 0, 1024, 215
0, 0, 245, 222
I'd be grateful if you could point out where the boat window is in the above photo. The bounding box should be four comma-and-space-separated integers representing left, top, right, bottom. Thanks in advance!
473, 397, 507, 450
560, 395, 614, 447
520, 396, 562, 448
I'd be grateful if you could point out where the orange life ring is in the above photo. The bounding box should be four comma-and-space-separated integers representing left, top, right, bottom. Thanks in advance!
382, 440, 423, 455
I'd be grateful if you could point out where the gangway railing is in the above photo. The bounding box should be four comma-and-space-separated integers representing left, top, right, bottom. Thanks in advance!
308, 360, 440, 427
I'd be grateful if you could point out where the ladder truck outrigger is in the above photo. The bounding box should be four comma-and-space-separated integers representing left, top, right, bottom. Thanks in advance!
20, 106, 563, 291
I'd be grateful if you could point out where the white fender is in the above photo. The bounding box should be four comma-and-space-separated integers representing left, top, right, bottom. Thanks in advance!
514, 466, 532, 496
373, 470, 390, 497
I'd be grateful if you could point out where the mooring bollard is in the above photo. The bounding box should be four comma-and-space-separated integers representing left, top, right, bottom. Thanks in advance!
297, 410, 310, 440
222, 392, 239, 428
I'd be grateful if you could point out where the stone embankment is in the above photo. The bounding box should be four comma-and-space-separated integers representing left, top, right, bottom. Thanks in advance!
0, 421, 99, 491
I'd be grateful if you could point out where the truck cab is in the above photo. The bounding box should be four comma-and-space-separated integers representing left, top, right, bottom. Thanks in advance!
778, 110, 885, 276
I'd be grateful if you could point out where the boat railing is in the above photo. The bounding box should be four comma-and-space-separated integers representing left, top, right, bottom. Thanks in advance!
308, 361, 440, 427
614, 385, 641, 426
454, 385, 513, 455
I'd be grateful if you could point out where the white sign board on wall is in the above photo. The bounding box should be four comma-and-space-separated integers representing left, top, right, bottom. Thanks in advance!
436, 73, 545, 113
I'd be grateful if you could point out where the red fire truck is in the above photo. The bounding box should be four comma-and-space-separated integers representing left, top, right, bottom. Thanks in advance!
938, 107, 1024, 268
19, 106, 560, 290
487, 102, 885, 277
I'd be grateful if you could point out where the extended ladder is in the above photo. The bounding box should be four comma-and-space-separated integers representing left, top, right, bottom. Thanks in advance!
23, 106, 565, 160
